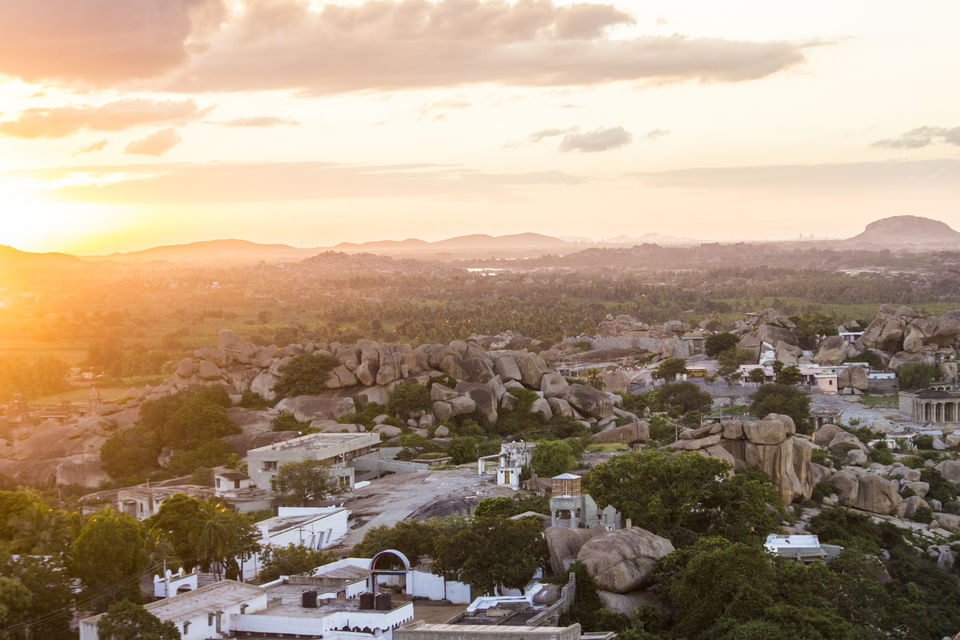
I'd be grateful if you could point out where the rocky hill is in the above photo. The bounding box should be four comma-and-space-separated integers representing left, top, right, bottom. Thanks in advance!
845, 215, 960, 247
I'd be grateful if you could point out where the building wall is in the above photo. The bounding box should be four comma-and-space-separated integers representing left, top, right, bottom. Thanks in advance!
244, 509, 350, 580
230, 603, 414, 639
248, 433, 380, 492
407, 570, 472, 604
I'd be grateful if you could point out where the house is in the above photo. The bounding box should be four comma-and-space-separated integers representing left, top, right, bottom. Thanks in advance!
80, 574, 415, 640
247, 432, 380, 494
764, 534, 843, 563
477, 441, 535, 489
242, 506, 351, 580
213, 470, 272, 513
116, 485, 213, 521
549, 474, 599, 529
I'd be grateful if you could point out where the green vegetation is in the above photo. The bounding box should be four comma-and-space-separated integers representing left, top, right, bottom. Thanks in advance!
271, 411, 311, 432
656, 382, 712, 419
705, 333, 739, 358
474, 495, 550, 518
257, 544, 338, 582
100, 387, 240, 483
750, 384, 810, 433
272, 353, 340, 399
858, 394, 898, 407
530, 439, 579, 477
655, 358, 688, 380
585, 450, 783, 547
900, 361, 942, 390
386, 382, 432, 418
270, 460, 346, 506
96, 600, 180, 640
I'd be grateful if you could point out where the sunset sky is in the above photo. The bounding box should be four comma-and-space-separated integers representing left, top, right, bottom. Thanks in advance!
1, 0, 959, 254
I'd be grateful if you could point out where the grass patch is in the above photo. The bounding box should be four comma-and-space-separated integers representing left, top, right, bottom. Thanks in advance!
858, 395, 898, 407
586, 443, 630, 452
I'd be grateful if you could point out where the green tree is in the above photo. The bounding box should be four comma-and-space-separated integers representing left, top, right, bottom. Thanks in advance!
899, 361, 941, 390
750, 384, 810, 433
144, 493, 206, 568
586, 369, 606, 390
584, 450, 782, 547
705, 333, 739, 358
72, 508, 150, 605
0, 576, 31, 633
100, 426, 161, 483
656, 382, 712, 417
434, 516, 547, 595
386, 382, 432, 419
271, 412, 311, 432
273, 353, 340, 399
531, 440, 578, 477
747, 368, 767, 383
655, 358, 688, 380
271, 460, 345, 506
97, 600, 180, 640
774, 365, 803, 386
0, 553, 75, 639
474, 495, 550, 519
258, 544, 338, 582
353, 519, 465, 566
558, 562, 602, 629
447, 436, 480, 464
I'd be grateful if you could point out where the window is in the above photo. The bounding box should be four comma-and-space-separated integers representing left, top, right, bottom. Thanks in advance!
263, 460, 278, 471
208, 613, 214, 626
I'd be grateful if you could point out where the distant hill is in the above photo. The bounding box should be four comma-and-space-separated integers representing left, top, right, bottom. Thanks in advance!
82, 239, 317, 264
0, 245, 86, 276
845, 215, 960, 247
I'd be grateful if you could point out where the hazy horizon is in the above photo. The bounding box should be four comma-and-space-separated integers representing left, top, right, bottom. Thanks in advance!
2, 0, 960, 254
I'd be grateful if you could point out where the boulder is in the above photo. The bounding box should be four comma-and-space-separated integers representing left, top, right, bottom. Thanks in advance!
775, 341, 803, 366
895, 495, 930, 520
935, 513, 960, 532
494, 355, 522, 382
433, 425, 449, 437
593, 422, 650, 445
274, 395, 336, 422
813, 423, 844, 446
830, 469, 902, 515
374, 425, 402, 438
601, 371, 629, 394
828, 431, 867, 455
721, 418, 744, 440
533, 584, 561, 605
903, 324, 925, 353
530, 397, 553, 421
218, 329, 258, 365
448, 396, 477, 416
540, 372, 569, 399
430, 383, 460, 402
903, 481, 929, 497
331, 364, 358, 388
937, 460, 960, 484
176, 358, 197, 378
455, 382, 498, 424
197, 360, 221, 381
355, 361, 378, 386
547, 397, 574, 419
576, 528, 675, 593
838, 366, 868, 391
333, 397, 356, 420
845, 449, 868, 467
815, 335, 847, 365
517, 352, 550, 389
598, 590, 664, 616
744, 439, 801, 504
377, 344, 416, 386
888, 351, 923, 373
195, 347, 230, 368
565, 384, 614, 419
743, 414, 794, 445
545, 526, 605, 574
499, 393, 518, 411
250, 371, 279, 402
355, 385, 389, 407
667, 433, 721, 451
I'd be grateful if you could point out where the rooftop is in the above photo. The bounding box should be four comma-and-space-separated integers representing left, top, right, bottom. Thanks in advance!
259, 508, 348, 535
82, 580, 264, 625
262, 580, 410, 618
248, 431, 379, 453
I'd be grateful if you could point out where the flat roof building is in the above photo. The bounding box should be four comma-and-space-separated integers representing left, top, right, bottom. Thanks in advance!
247, 431, 380, 492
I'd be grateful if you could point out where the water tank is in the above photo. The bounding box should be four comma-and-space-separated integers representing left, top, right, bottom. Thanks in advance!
301, 590, 318, 608
359, 592, 375, 610
375, 593, 392, 610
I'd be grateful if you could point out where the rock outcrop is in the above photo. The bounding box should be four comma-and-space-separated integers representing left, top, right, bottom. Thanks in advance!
576, 527, 675, 593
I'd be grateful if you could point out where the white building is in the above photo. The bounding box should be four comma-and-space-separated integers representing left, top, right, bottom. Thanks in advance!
247, 432, 380, 493
764, 534, 843, 563
477, 441, 535, 489
242, 506, 351, 580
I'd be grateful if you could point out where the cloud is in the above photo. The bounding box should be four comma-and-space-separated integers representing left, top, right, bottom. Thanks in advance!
213, 116, 299, 126
636, 158, 960, 190
417, 98, 471, 121
559, 126, 632, 152
72, 139, 108, 156
0, 0, 225, 85
0, 99, 204, 138
645, 128, 669, 140
873, 126, 960, 149
170, 0, 808, 94
511, 125, 633, 152
12, 161, 583, 204
124, 128, 182, 156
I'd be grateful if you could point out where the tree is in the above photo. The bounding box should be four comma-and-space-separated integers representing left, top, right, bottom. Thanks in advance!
656, 382, 712, 417
586, 369, 606, 390
353, 519, 465, 566
447, 436, 480, 464
97, 600, 180, 640
559, 562, 603, 629
747, 368, 767, 384
0, 576, 31, 632
474, 495, 550, 519
273, 353, 340, 399
271, 460, 345, 506
750, 384, 810, 434
386, 382, 432, 418
434, 516, 547, 595
0, 553, 75, 639
774, 365, 803, 386
705, 333, 739, 358
655, 358, 688, 380
258, 544, 338, 582
71, 508, 150, 604
584, 450, 782, 547
530, 440, 577, 477
899, 361, 941, 390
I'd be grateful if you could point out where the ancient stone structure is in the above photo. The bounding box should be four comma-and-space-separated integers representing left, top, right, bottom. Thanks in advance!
900, 388, 960, 424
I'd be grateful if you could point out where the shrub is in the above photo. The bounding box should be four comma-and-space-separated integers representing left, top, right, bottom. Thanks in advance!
386, 383, 432, 418
273, 353, 340, 399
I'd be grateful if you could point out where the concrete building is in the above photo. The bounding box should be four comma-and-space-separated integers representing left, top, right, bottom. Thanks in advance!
478, 441, 535, 489
116, 485, 213, 521
900, 388, 960, 424
397, 622, 584, 640
80, 572, 415, 640
213, 470, 273, 513
243, 506, 351, 580
549, 474, 599, 529
764, 534, 843, 563
247, 432, 380, 493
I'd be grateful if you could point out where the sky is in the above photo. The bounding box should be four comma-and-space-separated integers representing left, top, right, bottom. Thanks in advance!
1, 0, 959, 254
